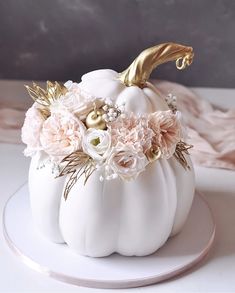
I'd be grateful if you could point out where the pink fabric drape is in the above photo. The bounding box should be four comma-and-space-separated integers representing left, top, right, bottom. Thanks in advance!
0, 108, 25, 144
155, 80, 235, 170
0, 80, 235, 170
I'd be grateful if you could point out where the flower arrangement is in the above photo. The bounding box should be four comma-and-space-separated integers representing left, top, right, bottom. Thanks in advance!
22, 81, 192, 199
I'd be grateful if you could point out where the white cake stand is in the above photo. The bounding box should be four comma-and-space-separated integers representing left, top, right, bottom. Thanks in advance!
2, 184, 215, 289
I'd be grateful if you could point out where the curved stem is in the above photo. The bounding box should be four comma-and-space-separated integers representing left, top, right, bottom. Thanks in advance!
119, 43, 194, 88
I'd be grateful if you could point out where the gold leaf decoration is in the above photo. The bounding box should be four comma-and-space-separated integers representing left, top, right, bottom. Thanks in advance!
25, 81, 67, 119
39, 108, 51, 120
57, 151, 96, 200
174, 141, 193, 170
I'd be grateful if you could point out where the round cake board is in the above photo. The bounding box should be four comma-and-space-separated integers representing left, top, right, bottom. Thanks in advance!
2, 184, 215, 289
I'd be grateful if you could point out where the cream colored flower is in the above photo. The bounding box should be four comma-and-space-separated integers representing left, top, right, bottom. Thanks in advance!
149, 110, 182, 158
108, 112, 153, 153
106, 143, 148, 181
50, 81, 104, 119
21, 103, 44, 156
40, 110, 85, 161
82, 128, 111, 161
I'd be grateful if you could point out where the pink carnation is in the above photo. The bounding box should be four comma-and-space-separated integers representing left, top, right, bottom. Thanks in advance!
21, 103, 44, 156
149, 110, 182, 158
40, 111, 85, 161
108, 113, 153, 153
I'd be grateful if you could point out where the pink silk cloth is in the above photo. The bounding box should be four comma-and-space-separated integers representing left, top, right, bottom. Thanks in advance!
0, 80, 235, 170
155, 80, 235, 170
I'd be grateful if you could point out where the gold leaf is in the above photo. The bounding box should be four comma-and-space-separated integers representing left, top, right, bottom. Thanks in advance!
63, 170, 79, 201
57, 151, 96, 200
174, 141, 193, 170
39, 108, 50, 120
25, 83, 49, 107
59, 151, 91, 176
25, 81, 67, 118
46, 81, 67, 103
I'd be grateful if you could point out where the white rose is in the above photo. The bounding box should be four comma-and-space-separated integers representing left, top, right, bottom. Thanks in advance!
82, 129, 111, 161
106, 143, 148, 181
50, 81, 104, 119
64, 81, 104, 119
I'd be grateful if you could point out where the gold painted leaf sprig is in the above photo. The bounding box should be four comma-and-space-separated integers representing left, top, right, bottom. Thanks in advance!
25, 81, 67, 119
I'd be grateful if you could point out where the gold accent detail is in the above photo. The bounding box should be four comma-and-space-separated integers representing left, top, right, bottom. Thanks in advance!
25, 81, 67, 119
90, 137, 100, 146
146, 147, 162, 163
85, 109, 106, 130
174, 141, 193, 170
39, 108, 50, 120
119, 43, 194, 88
57, 151, 96, 200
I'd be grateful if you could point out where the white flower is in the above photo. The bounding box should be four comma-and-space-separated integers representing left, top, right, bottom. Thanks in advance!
82, 129, 111, 161
50, 81, 104, 119
105, 143, 148, 181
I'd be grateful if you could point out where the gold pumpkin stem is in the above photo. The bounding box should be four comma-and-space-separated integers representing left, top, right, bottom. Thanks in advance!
119, 42, 194, 88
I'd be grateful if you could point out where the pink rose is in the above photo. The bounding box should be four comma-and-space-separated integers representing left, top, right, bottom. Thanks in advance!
40, 110, 85, 161
105, 143, 148, 180
149, 110, 182, 158
21, 103, 44, 156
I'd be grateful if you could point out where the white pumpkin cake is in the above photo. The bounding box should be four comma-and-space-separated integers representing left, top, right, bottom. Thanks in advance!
22, 42, 195, 257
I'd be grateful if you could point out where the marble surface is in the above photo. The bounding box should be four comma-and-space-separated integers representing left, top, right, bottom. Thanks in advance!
1, 0, 235, 87
0, 86, 235, 292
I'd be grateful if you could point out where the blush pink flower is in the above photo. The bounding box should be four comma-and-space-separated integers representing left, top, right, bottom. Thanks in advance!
108, 113, 153, 153
40, 110, 85, 161
106, 143, 148, 180
21, 103, 44, 156
149, 110, 182, 158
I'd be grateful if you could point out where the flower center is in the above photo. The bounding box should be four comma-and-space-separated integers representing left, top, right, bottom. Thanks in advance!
90, 137, 100, 146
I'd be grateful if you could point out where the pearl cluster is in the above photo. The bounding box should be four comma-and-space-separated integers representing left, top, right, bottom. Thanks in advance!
102, 102, 125, 123
165, 93, 177, 113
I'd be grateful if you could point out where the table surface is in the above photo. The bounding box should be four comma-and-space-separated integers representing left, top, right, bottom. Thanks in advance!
0, 85, 235, 293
